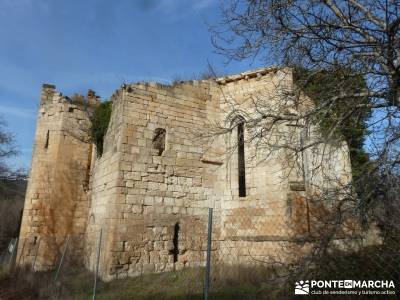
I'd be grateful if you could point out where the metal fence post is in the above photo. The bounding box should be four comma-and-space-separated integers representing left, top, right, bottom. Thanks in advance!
93, 228, 103, 300
8, 238, 18, 270
16, 238, 26, 266
32, 237, 41, 271
204, 208, 213, 300
54, 235, 70, 282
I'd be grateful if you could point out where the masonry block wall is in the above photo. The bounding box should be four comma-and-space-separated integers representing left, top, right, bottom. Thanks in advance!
86, 81, 223, 279
18, 68, 352, 278
215, 70, 295, 263
18, 85, 94, 270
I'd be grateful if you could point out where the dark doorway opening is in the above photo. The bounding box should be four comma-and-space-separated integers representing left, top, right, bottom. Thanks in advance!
169, 222, 180, 263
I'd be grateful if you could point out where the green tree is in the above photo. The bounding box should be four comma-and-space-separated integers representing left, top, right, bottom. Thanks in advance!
90, 101, 112, 156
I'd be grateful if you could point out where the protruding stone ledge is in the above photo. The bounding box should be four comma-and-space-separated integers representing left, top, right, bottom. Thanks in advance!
215, 67, 279, 85
289, 181, 306, 191
226, 234, 363, 243
201, 159, 223, 166
226, 235, 292, 242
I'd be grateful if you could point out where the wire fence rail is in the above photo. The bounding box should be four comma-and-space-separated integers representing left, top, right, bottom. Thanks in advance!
0, 208, 399, 299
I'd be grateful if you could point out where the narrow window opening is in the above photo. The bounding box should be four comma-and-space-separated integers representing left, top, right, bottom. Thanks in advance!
169, 222, 180, 263
153, 128, 166, 156
237, 122, 246, 197
68, 107, 74, 113
44, 130, 49, 149
89, 213, 95, 225
84, 144, 93, 190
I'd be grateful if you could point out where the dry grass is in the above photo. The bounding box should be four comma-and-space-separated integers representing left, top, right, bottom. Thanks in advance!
0, 265, 277, 300
1, 247, 397, 299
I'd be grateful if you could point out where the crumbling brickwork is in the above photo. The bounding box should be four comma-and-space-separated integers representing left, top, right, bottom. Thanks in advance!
18, 68, 352, 279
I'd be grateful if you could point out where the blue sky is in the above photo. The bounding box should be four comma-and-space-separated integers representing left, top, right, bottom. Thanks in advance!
0, 0, 259, 170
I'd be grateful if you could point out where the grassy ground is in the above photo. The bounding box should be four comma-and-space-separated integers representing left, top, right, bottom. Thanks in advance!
2, 245, 398, 299
0, 266, 275, 300
94, 270, 262, 300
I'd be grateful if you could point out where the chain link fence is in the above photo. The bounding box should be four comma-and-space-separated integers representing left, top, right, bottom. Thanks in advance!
208, 203, 400, 300
0, 207, 399, 299
0, 235, 93, 300
0, 228, 206, 300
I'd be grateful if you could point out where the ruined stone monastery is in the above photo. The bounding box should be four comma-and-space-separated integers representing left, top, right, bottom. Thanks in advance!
18, 67, 351, 279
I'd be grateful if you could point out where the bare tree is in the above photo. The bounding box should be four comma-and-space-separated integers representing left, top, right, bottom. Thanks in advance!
209, 0, 400, 290
211, 0, 400, 219
213, 0, 399, 101
0, 116, 27, 251
0, 117, 17, 179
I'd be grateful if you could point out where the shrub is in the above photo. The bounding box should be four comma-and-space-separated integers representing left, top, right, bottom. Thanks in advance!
90, 101, 112, 156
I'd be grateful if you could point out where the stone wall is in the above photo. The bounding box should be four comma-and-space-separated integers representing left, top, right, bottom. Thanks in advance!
214, 69, 298, 263
87, 81, 223, 279
18, 85, 93, 270
18, 67, 353, 279
87, 68, 319, 279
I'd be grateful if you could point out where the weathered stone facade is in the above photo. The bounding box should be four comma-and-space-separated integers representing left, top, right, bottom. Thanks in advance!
18, 68, 352, 279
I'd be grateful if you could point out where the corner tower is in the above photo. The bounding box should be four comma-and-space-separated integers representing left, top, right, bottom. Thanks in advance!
17, 84, 95, 270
